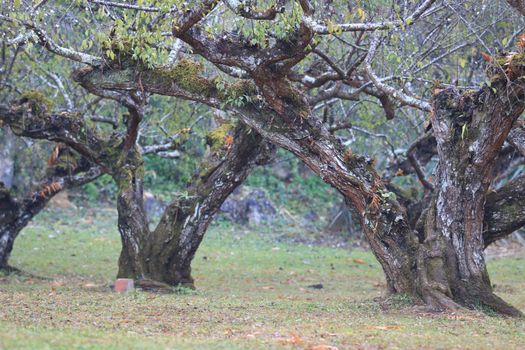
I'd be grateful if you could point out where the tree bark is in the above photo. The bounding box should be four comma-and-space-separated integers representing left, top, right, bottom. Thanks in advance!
113, 124, 274, 288
0, 128, 15, 189
411, 74, 525, 316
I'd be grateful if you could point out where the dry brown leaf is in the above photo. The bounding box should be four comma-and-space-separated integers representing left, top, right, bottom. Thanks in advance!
353, 258, 365, 264
50, 280, 65, 287
365, 325, 402, 331
277, 334, 303, 345
308, 345, 339, 350
47, 144, 61, 166
224, 135, 234, 146
518, 34, 525, 48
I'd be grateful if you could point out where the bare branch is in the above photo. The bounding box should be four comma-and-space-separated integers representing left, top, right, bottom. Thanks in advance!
0, 15, 105, 67
87, 0, 161, 12
223, 0, 285, 20
303, 0, 437, 34
90, 115, 119, 129
30, 25, 105, 66
364, 34, 431, 112
508, 122, 525, 157
407, 133, 435, 191
172, 0, 219, 36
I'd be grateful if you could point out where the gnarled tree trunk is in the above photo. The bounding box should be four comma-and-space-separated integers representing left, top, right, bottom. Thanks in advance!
411, 72, 525, 316
113, 124, 274, 288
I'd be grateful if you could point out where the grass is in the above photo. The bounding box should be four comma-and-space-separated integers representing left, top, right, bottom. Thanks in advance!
0, 207, 524, 350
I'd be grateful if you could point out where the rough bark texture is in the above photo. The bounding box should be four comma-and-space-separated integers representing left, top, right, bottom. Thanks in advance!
508, 122, 525, 156
70, 45, 422, 295
113, 124, 274, 287
413, 65, 525, 316
0, 128, 15, 189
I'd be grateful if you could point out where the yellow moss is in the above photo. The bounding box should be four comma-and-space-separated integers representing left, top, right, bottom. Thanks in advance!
206, 123, 234, 152
20, 90, 53, 113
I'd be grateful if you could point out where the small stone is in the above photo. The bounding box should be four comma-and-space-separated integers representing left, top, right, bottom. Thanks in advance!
307, 283, 324, 290
114, 278, 134, 293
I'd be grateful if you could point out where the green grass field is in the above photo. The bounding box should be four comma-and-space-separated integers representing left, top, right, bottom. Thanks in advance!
1, 207, 524, 350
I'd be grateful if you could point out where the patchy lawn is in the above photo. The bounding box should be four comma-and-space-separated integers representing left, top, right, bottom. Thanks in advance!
1, 207, 524, 350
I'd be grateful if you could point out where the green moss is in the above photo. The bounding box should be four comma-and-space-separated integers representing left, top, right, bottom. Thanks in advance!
20, 90, 53, 113
509, 53, 525, 65
159, 59, 215, 96
217, 80, 257, 102
283, 87, 310, 118
115, 162, 145, 193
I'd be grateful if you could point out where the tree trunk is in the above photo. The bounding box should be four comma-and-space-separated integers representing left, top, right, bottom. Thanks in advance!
113, 148, 151, 281
0, 128, 15, 189
114, 125, 274, 288
507, 0, 525, 16
0, 185, 21, 269
411, 80, 525, 316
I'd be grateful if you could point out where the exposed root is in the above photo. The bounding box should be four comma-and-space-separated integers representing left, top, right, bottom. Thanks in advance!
0, 265, 22, 275
473, 291, 524, 317
419, 285, 523, 317
0, 265, 52, 280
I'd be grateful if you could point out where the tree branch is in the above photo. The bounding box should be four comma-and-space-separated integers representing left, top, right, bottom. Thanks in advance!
223, 0, 285, 20
303, 0, 437, 34
484, 173, 525, 246
508, 122, 525, 157
0, 15, 105, 66
365, 34, 431, 112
